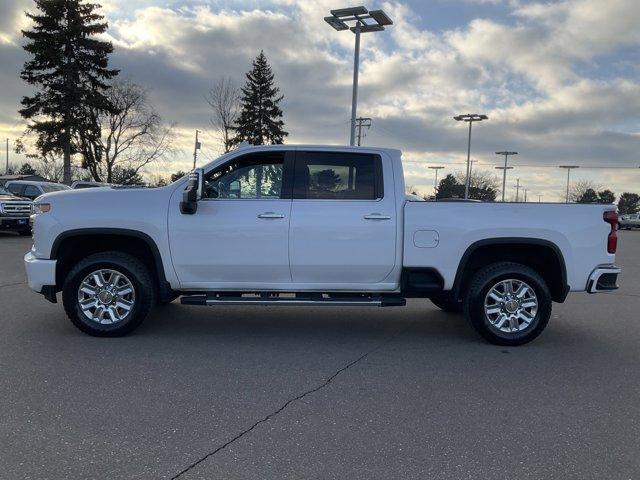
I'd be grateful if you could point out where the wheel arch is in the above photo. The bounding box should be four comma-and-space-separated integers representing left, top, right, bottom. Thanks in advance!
50, 228, 172, 300
451, 238, 569, 303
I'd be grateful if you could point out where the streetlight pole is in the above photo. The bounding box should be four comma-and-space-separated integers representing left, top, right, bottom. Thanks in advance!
325, 7, 393, 146
350, 24, 361, 146
429, 166, 444, 197
524, 189, 528, 203
495, 151, 517, 202
559, 165, 579, 203
454, 114, 488, 199
515, 178, 521, 202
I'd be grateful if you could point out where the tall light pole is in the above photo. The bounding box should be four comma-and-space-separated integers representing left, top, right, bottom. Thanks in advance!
559, 165, 579, 203
454, 114, 488, 199
514, 178, 521, 202
429, 166, 444, 197
325, 7, 393, 146
524, 189, 528, 203
495, 151, 517, 202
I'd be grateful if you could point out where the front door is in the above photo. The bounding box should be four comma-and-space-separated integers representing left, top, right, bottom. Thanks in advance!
288, 151, 397, 286
168, 150, 293, 289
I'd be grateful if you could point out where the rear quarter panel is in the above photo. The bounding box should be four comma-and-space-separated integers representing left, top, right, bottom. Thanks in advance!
403, 202, 615, 291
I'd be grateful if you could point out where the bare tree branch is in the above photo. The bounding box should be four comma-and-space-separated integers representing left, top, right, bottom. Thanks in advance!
205, 76, 240, 153
77, 79, 175, 183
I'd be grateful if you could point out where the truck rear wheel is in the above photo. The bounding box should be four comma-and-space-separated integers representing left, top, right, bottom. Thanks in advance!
463, 262, 551, 346
62, 252, 155, 337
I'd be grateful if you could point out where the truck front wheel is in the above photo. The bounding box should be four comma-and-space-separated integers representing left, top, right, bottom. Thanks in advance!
62, 252, 155, 337
463, 262, 552, 346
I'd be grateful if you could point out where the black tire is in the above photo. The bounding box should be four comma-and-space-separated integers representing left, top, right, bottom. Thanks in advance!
463, 262, 552, 346
62, 251, 155, 337
430, 293, 463, 313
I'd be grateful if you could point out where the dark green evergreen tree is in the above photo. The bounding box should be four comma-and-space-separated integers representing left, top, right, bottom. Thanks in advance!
232, 51, 288, 146
617, 192, 640, 214
19, 0, 118, 185
597, 189, 616, 204
577, 188, 599, 203
18, 163, 38, 176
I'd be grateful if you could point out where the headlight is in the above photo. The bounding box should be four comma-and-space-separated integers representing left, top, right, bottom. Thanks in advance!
33, 203, 51, 214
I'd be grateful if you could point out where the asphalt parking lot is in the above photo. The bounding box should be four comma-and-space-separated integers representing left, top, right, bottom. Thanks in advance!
1, 232, 639, 480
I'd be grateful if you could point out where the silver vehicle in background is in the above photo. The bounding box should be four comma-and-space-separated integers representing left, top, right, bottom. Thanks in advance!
619, 214, 640, 230
71, 181, 111, 189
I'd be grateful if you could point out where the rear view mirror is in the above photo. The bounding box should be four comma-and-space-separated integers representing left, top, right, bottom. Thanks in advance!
180, 168, 204, 215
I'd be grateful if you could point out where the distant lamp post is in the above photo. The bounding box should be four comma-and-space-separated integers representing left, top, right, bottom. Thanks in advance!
559, 165, 580, 203
428, 166, 444, 197
325, 6, 393, 146
454, 114, 488, 199
495, 151, 517, 202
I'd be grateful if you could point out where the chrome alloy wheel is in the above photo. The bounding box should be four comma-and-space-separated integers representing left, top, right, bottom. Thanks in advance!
77, 269, 135, 324
483, 279, 538, 333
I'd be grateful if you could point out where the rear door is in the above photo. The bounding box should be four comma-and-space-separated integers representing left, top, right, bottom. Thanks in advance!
288, 150, 397, 285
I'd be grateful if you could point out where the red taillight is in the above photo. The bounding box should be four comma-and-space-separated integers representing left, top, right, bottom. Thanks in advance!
603, 211, 618, 254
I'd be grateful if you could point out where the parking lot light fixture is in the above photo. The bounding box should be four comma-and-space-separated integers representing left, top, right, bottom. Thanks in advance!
454, 114, 488, 199
325, 6, 393, 146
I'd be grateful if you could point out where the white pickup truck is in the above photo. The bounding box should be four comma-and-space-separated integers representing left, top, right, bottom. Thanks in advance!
24, 145, 621, 345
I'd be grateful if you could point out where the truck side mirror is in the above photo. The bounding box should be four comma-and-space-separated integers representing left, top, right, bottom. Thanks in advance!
180, 169, 204, 215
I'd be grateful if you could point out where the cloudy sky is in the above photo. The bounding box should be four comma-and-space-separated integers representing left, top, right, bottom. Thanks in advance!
1, 0, 639, 199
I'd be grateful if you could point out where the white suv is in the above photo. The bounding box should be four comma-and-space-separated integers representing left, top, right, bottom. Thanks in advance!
5, 180, 71, 200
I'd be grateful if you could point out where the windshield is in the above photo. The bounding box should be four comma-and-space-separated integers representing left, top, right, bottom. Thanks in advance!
41, 184, 71, 193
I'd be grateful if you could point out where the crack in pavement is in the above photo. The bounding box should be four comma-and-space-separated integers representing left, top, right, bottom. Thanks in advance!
0, 281, 26, 289
169, 321, 413, 479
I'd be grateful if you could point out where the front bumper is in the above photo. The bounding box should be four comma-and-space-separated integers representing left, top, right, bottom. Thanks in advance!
1, 217, 30, 232
587, 265, 621, 293
24, 251, 57, 293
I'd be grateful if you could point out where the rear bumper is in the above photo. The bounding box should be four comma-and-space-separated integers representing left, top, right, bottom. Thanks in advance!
24, 251, 56, 293
587, 265, 621, 293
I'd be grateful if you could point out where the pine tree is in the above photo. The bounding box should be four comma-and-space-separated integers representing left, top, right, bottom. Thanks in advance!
233, 51, 288, 146
20, 0, 118, 185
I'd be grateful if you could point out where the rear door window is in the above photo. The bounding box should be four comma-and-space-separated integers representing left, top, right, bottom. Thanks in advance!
293, 152, 383, 200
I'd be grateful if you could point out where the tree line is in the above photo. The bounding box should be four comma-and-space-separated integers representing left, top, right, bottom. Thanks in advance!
16, 0, 287, 185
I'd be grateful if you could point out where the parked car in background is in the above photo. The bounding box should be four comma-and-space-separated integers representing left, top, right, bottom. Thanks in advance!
24, 145, 621, 346
5, 180, 71, 200
71, 181, 111, 189
619, 214, 640, 230
0, 184, 32, 236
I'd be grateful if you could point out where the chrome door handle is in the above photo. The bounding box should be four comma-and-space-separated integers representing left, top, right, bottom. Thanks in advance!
364, 213, 391, 220
257, 212, 285, 219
